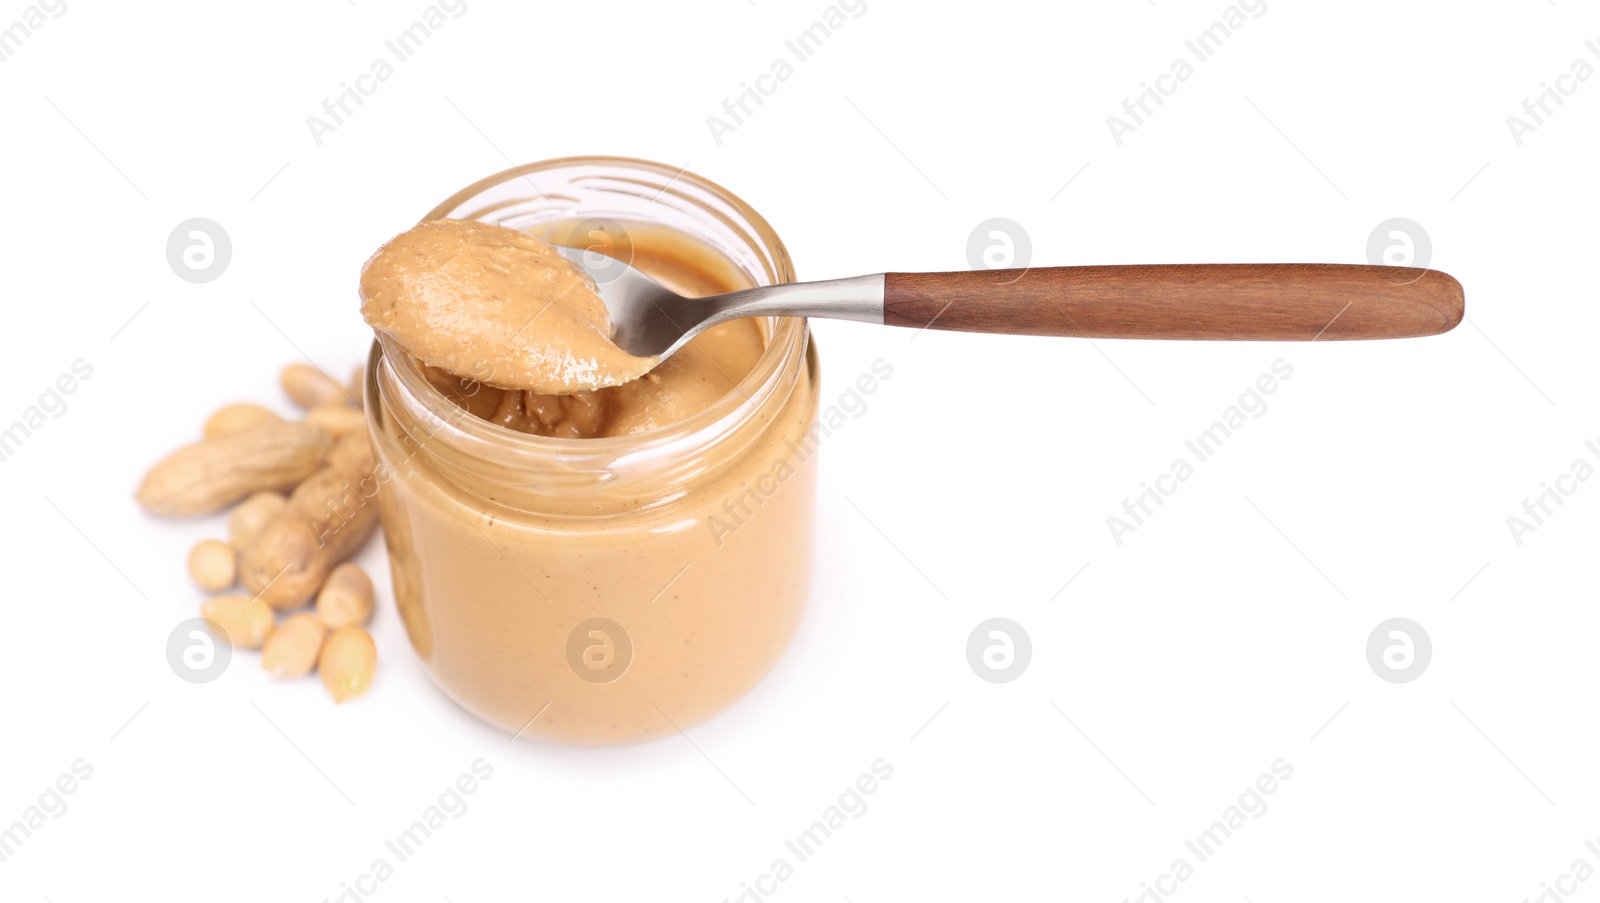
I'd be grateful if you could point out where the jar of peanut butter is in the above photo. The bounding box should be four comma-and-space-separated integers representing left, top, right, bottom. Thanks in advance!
362, 157, 820, 744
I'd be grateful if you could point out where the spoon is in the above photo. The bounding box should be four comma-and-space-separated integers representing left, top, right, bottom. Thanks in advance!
549, 246, 1464, 360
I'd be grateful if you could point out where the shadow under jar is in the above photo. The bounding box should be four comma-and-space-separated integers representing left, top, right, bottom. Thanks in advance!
362, 157, 821, 744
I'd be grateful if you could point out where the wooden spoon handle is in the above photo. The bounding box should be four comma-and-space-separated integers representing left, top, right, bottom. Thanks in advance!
882, 264, 1463, 340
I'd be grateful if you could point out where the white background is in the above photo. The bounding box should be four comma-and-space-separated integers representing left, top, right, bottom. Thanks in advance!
1, 1, 1596, 901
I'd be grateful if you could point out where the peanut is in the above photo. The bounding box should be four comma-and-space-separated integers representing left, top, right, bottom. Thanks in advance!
228, 491, 287, 550
202, 403, 283, 439
188, 539, 237, 591
305, 403, 366, 439
239, 432, 379, 610
324, 432, 375, 472
201, 594, 274, 648
319, 627, 376, 703
262, 613, 326, 678
136, 421, 333, 516
282, 363, 350, 409
317, 562, 374, 629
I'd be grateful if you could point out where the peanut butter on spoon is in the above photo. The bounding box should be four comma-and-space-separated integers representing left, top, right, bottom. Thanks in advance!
359, 219, 658, 396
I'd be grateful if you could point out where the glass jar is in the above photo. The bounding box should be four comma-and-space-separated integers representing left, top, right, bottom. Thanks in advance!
362, 157, 820, 744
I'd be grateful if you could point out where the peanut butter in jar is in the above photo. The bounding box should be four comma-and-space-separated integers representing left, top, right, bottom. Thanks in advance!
362, 158, 820, 744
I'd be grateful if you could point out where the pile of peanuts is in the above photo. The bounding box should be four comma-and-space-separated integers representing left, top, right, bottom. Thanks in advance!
137, 363, 382, 702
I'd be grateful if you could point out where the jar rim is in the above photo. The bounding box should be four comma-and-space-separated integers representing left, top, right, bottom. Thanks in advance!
371, 156, 807, 483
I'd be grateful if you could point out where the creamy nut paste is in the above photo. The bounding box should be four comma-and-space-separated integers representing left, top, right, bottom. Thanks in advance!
362, 215, 817, 744
360, 218, 765, 438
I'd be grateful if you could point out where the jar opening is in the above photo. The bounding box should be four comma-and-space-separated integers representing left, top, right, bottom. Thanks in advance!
366, 157, 808, 507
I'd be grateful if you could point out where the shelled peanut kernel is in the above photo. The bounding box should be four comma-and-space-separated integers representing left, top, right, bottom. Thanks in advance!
188, 539, 237, 591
